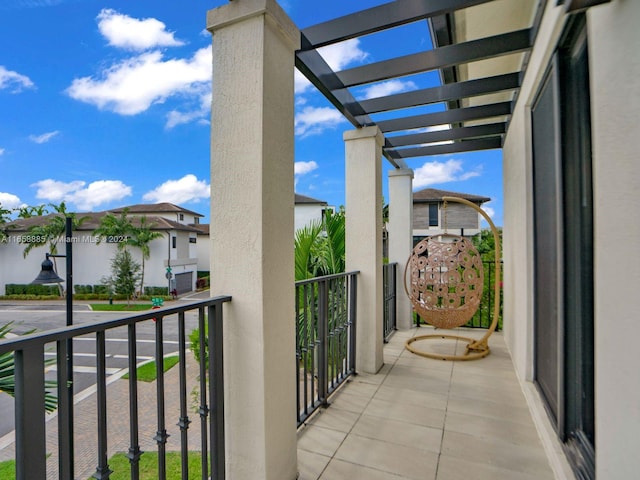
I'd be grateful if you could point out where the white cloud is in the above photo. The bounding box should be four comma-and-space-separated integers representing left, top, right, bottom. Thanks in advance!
361, 79, 417, 100
70, 181, 133, 210
66, 46, 211, 117
295, 106, 345, 137
31, 179, 132, 210
0, 147, 5, 156
0, 65, 34, 93
32, 179, 84, 201
413, 159, 482, 188
143, 174, 210, 204
0, 192, 22, 209
294, 70, 312, 94
97, 9, 184, 51
482, 203, 495, 219
318, 39, 367, 71
295, 39, 367, 95
295, 161, 318, 176
29, 131, 59, 144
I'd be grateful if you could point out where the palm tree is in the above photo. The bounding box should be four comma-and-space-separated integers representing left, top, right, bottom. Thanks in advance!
0, 323, 57, 412
22, 202, 87, 296
294, 209, 346, 281
0, 203, 11, 244
128, 216, 163, 295
92, 208, 135, 251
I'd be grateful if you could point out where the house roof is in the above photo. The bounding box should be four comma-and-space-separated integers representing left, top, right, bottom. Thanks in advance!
413, 188, 490, 204
295, 193, 327, 205
3, 212, 201, 233
191, 224, 210, 235
110, 202, 204, 218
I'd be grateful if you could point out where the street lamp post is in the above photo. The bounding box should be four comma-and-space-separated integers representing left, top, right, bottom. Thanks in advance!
31, 216, 74, 479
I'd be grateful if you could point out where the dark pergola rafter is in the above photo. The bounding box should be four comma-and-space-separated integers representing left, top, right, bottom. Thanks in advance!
294, 0, 546, 164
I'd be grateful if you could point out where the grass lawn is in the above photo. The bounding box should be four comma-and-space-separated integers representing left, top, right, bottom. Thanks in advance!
90, 304, 153, 312
122, 355, 180, 382
1, 451, 202, 480
0, 460, 14, 479
90, 451, 202, 480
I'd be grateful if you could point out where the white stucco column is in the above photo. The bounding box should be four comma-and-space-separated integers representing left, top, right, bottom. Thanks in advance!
388, 168, 414, 330
207, 1, 298, 479
344, 126, 384, 374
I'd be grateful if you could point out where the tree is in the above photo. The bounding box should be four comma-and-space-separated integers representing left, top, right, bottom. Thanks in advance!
294, 209, 346, 280
22, 202, 87, 296
107, 249, 141, 306
128, 216, 163, 295
15, 204, 48, 219
92, 208, 135, 251
0, 203, 11, 244
0, 323, 57, 412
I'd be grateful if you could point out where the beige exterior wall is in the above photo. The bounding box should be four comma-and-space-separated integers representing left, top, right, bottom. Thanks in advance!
503, 1, 640, 478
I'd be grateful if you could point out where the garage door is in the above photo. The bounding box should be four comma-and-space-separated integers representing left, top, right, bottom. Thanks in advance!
175, 272, 193, 295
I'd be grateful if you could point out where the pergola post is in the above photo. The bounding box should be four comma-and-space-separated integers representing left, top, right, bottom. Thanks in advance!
207, 1, 299, 479
344, 126, 384, 374
388, 168, 415, 330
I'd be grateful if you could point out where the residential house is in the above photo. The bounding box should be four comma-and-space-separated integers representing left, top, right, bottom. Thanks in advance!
294, 193, 330, 232
412, 187, 490, 242
193, 193, 331, 276
0, 203, 202, 296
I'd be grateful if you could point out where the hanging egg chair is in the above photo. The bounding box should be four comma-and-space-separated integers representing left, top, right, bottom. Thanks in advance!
404, 196, 501, 361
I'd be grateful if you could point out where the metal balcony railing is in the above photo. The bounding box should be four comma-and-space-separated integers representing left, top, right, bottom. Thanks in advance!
383, 262, 398, 342
0, 296, 230, 480
295, 272, 358, 427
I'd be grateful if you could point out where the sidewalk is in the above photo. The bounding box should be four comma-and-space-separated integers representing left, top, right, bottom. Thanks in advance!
0, 352, 205, 479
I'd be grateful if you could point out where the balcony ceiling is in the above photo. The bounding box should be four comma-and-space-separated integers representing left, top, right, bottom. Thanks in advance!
295, 0, 542, 168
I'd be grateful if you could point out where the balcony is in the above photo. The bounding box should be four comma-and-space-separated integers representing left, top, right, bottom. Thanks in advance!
297, 327, 555, 480
0, 265, 555, 480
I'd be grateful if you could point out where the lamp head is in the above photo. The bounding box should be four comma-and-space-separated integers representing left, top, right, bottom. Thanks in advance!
31, 254, 64, 285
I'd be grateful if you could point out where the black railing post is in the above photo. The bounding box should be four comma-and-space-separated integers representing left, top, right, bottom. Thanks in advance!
349, 273, 357, 374
93, 331, 112, 479
208, 304, 226, 480
197, 307, 209, 480
127, 323, 142, 480
15, 345, 46, 480
154, 316, 169, 480
317, 279, 329, 406
56, 338, 73, 480
391, 263, 397, 332
177, 312, 191, 480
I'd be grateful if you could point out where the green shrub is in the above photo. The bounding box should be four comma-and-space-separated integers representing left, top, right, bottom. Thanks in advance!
93, 285, 109, 294
74, 285, 94, 294
5, 284, 59, 296
189, 324, 208, 368
144, 286, 169, 296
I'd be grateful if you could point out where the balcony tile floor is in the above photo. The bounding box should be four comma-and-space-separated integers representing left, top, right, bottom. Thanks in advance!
297, 327, 555, 480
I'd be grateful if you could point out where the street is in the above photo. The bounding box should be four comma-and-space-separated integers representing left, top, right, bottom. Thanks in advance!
0, 302, 201, 441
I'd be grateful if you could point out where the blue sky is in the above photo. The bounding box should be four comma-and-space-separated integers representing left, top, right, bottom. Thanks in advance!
0, 0, 503, 225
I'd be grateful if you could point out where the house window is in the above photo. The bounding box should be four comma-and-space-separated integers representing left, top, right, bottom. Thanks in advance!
179, 214, 184, 221
172, 236, 177, 248
189, 237, 197, 244
428, 204, 438, 226
194, 217, 199, 225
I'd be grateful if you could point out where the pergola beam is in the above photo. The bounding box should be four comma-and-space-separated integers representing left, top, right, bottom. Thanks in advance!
386, 122, 506, 148
385, 136, 502, 158
337, 29, 532, 88
300, 0, 496, 50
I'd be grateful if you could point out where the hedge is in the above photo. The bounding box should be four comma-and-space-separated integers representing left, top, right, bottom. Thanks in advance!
144, 286, 169, 296
5, 284, 59, 296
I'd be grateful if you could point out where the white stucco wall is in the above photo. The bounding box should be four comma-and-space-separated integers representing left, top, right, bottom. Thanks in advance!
587, 2, 640, 477
0, 231, 195, 295
503, 1, 640, 478
294, 204, 325, 232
